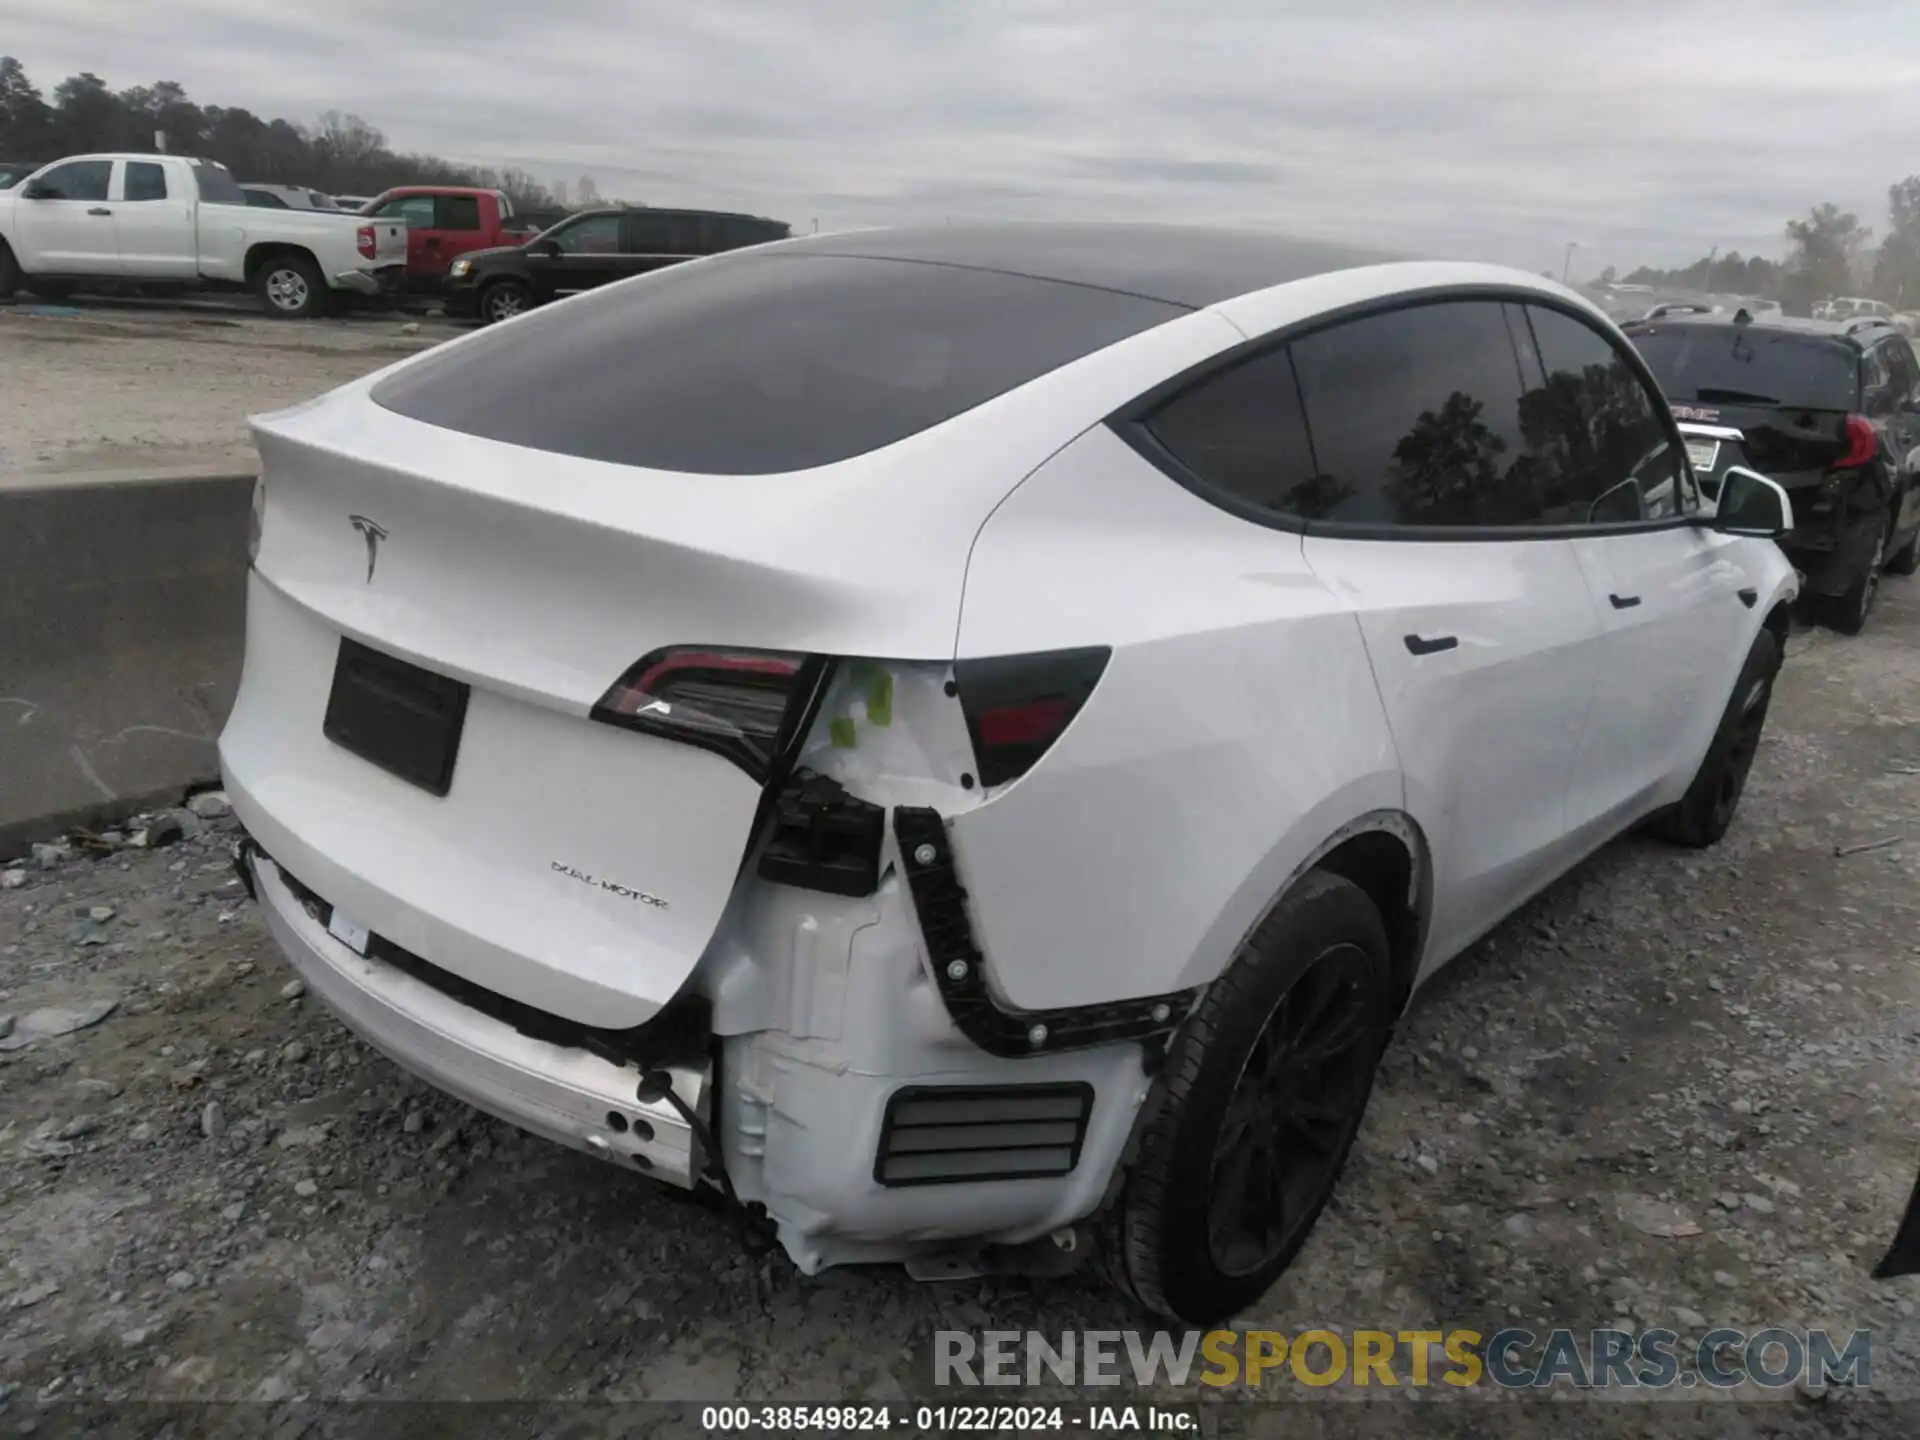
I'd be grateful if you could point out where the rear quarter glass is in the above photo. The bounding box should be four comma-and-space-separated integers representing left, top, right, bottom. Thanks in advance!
369, 251, 1186, 475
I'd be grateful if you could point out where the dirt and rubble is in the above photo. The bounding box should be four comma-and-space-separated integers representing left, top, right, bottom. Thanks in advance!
3, 583, 1920, 1438
0, 303, 455, 478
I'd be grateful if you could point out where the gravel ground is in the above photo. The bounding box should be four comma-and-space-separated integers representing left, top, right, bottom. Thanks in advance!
2, 579, 1919, 1437
0, 303, 452, 477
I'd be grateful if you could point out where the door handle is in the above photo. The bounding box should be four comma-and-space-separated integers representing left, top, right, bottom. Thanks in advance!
87, 206, 111, 217
1608, 593, 1642, 609
1404, 633, 1458, 656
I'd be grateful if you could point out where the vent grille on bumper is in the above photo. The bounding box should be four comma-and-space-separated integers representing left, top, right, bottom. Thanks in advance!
874, 1083, 1093, 1187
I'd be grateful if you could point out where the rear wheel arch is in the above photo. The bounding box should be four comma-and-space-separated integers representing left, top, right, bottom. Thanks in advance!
1760, 600, 1791, 654
244, 242, 321, 287
1190, 809, 1430, 1012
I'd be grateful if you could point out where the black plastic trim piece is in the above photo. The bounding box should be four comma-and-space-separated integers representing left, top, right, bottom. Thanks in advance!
1738, 587, 1759, 609
873, 1082, 1094, 1187
893, 806, 1197, 1058
757, 769, 885, 897
1109, 282, 1705, 544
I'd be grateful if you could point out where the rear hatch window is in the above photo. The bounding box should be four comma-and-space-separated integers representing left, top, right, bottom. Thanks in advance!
370, 252, 1185, 474
1629, 323, 1858, 412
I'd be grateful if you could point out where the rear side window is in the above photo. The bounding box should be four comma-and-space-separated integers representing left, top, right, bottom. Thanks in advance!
1628, 323, 1858, 412
35, 160, 111, 201
628, 213, 706, 253
244, 189, 287, 209
1522, 305, 1683, 523
1288, 299, 1541, 527
1145, 348, 1319, 516
372, 252, 1184, 473
436, 195, 481, 230
192, 163, 244, 205
124, 162, 168, 202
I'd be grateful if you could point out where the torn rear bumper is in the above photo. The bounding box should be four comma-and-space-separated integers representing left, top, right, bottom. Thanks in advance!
247, 850, 707, 1186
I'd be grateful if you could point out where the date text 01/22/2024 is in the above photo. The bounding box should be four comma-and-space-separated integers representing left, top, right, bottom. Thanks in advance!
699, 1405, 1196, 1432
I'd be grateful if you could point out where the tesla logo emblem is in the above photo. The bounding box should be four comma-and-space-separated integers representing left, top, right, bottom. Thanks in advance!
348, 515, 388, 582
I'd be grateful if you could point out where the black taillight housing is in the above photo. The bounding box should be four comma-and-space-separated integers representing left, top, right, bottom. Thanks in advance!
591, 646, 808, 780
952, 647, 1110, 789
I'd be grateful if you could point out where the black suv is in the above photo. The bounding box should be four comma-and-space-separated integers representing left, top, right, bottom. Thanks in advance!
443, 206, 790, 325
1624, 311, 1920, 633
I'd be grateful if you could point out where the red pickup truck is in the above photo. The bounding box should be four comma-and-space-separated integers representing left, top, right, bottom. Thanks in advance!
358, 185, 545, 287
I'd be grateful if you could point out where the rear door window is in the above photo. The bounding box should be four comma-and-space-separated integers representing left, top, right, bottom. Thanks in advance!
436, 195, 482, 231
1522, 304, 1684, 523
1287, 299, 1544, 527
123, 161, 168, 202
372, 252, 1185, 474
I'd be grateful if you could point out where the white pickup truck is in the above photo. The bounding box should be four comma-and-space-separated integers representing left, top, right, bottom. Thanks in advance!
0, 153, 407, 318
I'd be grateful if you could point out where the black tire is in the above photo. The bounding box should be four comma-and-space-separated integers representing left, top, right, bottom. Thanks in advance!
1821, 510, 1890, 634
1655, 628, 1781, 849
1887, 524, 1920, 577
1100, 870, 1395, 1325
479, 279, 533, 325
255, 252, 328, 320
0, 241, 19, 300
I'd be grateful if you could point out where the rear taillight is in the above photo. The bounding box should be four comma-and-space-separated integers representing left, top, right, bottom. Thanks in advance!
591, 647, 806, 779
953, 647, 1110, 789
356, 224, 377, 260
1836, 413, 1878, 469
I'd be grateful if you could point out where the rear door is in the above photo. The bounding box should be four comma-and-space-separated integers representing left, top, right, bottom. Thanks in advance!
1283, 298, 1609, 965
1516, 301, 1753, 832
623, 210, 702, 281
14, 159, 118, 272
430, 192, 489, 272
110, 159, 197, 278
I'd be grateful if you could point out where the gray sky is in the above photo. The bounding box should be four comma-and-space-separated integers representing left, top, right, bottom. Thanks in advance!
7, 0, 1920, 277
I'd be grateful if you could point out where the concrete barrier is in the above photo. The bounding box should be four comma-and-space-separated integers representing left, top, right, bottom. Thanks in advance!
1, 468, 255, 854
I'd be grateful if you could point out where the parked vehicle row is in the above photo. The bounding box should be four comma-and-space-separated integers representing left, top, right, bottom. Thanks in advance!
223, 223, 1799, 1325
1624, 308, 1920, 633
0, 153, 406, 317
443, 206, 790, 323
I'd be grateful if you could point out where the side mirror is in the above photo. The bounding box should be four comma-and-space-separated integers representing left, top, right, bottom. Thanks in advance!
529, 238, 560, 258
20, 182, 48, 200
1712, 466, 1794, 539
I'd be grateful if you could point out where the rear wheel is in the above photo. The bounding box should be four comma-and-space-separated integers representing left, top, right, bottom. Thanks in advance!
1100, 870, 1395, 1324
1655, 628, 1781, 849
480, 279, 533, 325
1823, 510, 1889, 634
0, 242, 19, 300
255, 253, 328, 320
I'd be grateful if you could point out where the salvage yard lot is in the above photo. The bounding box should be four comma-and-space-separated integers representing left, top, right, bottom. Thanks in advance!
0, 302, 451, 477
4, 375, 1920, 1437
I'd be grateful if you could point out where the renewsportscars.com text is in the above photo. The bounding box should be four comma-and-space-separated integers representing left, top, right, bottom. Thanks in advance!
934, 1327, 1871, 1390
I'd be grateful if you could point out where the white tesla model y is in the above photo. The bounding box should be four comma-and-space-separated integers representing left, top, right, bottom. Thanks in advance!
222, 224, 1797, 1323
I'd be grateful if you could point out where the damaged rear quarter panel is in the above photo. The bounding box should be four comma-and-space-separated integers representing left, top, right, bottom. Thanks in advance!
946, 424, 1403, 1011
